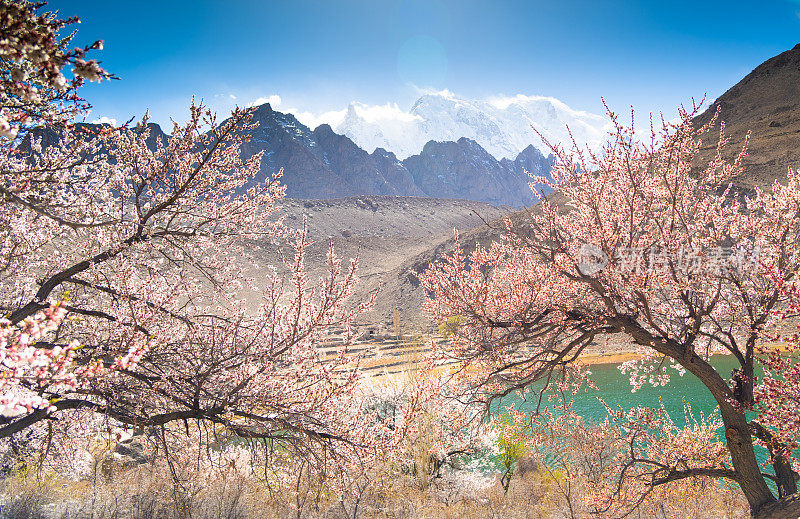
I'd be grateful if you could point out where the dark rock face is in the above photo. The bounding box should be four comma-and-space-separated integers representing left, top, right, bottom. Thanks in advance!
402, 138, 551, 207
501, 144, 556, 198
239, 103, 351, 198
370, 148, 426, 196
312, 124, 422, 196
236, 105, 423, 199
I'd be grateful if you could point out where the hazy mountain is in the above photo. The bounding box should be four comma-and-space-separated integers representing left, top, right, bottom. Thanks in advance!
20, 121, 169, 157
334, 91, 611, 160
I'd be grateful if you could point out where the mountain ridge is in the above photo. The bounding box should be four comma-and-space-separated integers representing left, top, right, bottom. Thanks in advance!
693, 43, 800, 187
240, 102, 553, 207
27, 102, 551, 207
332, 92, 611, 160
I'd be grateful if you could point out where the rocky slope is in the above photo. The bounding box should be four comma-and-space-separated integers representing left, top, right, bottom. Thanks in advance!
357, 196, 548, 331
246, 196, 513, 329
239, 103, 356, 198
694, 44, 800, 188
239, 103, 551, 207
403, 138, 551, 207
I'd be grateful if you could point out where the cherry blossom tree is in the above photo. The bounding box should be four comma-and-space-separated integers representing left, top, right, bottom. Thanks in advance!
0, 0, 110, 140
421, 101, 800, 518
0, 1, 425, 493
2, 99, 400, 470
1, 0, 116, 424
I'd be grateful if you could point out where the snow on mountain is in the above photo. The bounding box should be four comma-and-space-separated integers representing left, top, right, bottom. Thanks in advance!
321, 90, 611, 160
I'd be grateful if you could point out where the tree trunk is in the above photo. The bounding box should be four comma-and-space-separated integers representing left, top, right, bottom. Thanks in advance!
720, 410, 777, 514
753, 494, 800, 519
630, 328, 778, 513
751, 422, 798, 499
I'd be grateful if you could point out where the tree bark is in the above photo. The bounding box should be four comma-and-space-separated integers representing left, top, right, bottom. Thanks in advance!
751, 422, 798, 499
616, 316, 778, 513
753, 493, 800, 519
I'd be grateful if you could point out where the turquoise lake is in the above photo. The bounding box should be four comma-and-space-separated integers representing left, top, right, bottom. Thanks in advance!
495, 355, 744, 426
488, 355, 778, 481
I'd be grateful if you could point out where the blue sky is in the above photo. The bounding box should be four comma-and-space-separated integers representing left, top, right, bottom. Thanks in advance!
51, 0, 800, 127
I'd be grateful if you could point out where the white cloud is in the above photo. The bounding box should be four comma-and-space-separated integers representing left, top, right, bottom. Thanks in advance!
291, 102, 421, 131
213, 92, 237, 100
211, 89, 612, 159
247, 94, 282, 108
349, 102, 422, 124
486, 93, 605, 122
486, 93, 539, 110
293, 108, 347, 129
410, 85, 457, 100
91, 116, 117, 126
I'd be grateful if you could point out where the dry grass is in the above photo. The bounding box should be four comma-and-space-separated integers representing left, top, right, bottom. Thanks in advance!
0, 453, 748, 519
0, 337, 753, 519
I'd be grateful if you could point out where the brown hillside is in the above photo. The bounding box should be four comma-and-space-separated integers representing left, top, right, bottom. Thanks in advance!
694, 44, 800, 188
245, 196, 512, 328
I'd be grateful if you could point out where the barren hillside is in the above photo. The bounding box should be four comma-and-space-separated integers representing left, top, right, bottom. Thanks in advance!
247, 196, 513, 329
694, 44, 800, 188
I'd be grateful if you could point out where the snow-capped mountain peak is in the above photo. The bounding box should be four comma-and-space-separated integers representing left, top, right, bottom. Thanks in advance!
333, 91, 611, 160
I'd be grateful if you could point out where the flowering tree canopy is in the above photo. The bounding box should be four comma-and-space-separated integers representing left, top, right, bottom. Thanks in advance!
0, 2, 429, 490
421, 101, 800, 518
0, 0, 110, 139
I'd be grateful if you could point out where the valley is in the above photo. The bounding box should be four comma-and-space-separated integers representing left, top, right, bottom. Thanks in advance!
6, 3, 800, 515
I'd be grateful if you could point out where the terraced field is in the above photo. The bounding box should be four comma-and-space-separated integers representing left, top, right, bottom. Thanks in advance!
318, 334, 449, 375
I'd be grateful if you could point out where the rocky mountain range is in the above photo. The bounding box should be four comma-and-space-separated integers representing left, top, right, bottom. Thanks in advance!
27, 101, 553, 208
237, 102, 552, 207
232, 36, 800, 207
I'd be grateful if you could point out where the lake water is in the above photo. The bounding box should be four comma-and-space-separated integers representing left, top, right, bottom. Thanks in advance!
489, 355, 775, 477
494, 355, 743, 426
567, 355, 741, 426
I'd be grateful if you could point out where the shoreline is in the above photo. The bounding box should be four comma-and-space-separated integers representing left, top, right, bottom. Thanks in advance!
576, 352, 642, 366
345, 338, 794, 376
575, 341, 791, 367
